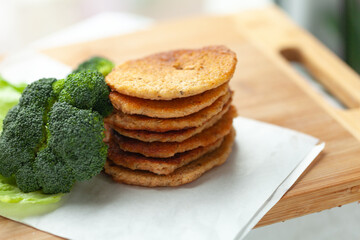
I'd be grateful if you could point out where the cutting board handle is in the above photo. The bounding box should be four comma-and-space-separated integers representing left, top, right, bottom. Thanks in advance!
236, 6, 360, 137
279, 46, 360, 109
276, 29, 360, 140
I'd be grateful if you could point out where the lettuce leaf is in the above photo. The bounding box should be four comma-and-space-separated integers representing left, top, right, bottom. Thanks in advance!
0, 175, 63, 219
0, 77, 26, 130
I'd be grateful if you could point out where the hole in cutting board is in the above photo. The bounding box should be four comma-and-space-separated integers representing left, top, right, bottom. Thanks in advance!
280, 48, 347, 109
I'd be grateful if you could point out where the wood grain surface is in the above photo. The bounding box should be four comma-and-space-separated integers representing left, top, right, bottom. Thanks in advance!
1, 6, 360, 239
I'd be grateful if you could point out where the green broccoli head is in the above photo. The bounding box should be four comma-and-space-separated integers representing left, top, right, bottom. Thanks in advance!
34, 148, 75, 194
0, 105, 44, 178
0, 65, 111, 193
57, 71, 113, 117
19, 78, 57, 107
47, 102, 107, 182
13, 102, 107, 194
72, 56, 114, 77
0, 79, 56, 178
14, 162, 41, 193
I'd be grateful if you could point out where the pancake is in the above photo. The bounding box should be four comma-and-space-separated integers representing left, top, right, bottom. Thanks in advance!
113, 105, 237, 158
105, 90, 232, 132
104, 128, 235, 187
108, 135, 223, 175
109, 83, 229, 118
110, 100, 231, 142
105, 45, 237, 100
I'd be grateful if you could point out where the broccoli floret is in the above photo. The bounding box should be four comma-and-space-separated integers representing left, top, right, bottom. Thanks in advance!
34, 148, 75, 194
57, 71, 113, 116
19, 78, 57, 107
0, 68, 111, 194
67, 56, 114, 116
0, 79, 56, 178
47, 102, 106, 181
72, 56, 114, 77
0, 105, 43, 178
52, 78, 65, 96
15, 162, 41, 192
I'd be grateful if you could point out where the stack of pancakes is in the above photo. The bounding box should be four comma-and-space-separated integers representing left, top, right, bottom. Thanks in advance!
104, 46, 237, 187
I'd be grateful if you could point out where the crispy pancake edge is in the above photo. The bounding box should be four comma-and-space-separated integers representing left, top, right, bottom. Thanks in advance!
104, 128, 236, 187
108, 136, 223, 175
109, 83, 229, 118
110, 99, 231, 142
114, 105, 237, 158
105, 90, 232, 132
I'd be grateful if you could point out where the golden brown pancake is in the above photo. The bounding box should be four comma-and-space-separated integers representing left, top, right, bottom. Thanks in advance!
113, 105, 237, 158
110, 100, 231, 142
104, 128, 235, 187
105, 90, 232, 132
105, 46, 237, 100
109, 83, 229, 118
108, 136, 223, 175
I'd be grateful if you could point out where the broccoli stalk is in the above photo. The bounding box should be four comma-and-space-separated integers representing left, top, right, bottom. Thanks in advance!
0, 61, 114, 194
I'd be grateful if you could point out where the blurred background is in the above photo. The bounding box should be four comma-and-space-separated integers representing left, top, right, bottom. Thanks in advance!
0, 0, 359, 73
0, 0, 359, 239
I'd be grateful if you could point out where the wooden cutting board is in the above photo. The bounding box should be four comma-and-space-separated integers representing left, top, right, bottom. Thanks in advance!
2, 6, 360, 239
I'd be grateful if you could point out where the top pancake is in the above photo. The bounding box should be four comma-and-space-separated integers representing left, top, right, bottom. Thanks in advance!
106, 45, 237, 100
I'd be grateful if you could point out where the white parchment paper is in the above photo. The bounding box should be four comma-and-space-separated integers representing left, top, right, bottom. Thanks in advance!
2, 117, 322, 240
